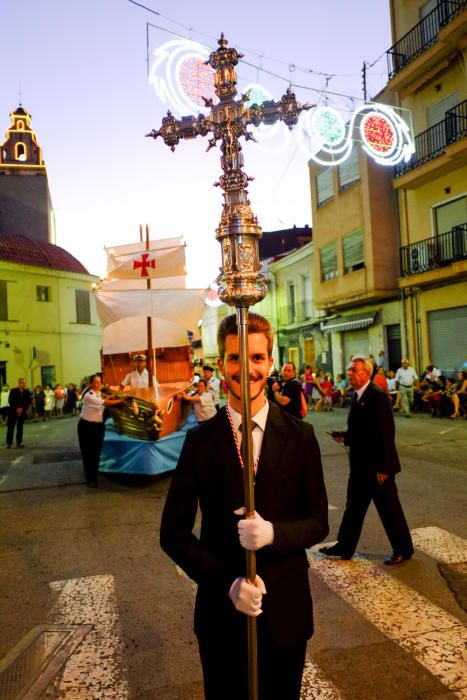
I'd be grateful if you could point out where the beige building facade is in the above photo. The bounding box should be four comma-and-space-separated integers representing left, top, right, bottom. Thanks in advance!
309, 144, 403, 376
387, 0, 467, 374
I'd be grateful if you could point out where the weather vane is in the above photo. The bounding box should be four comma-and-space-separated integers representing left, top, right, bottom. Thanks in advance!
147, 33, 312, 700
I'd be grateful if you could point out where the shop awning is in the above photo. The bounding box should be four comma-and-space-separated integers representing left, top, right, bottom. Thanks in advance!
320, 311, 377, 333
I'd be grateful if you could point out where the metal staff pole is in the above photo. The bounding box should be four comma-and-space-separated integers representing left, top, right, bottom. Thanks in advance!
147, 33, 310, 700
237, 305, 258, 699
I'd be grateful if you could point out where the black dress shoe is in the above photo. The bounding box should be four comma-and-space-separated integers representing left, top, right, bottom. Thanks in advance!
17, 443, 25, 448
384, 553, 412, 566
319, 544, 352, 560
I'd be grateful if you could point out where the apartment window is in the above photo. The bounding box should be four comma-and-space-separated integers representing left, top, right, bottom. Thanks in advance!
343, 230, 364, 273
435, 196, 467, 235
36, 285, 50, 302
316, 168, 334, 206
288, 282, 296, 322
75, 289, 91, 324
0, 281, 8, 321
338, 147, 359, 190
427, 91, 459, 128
320, 242, 338, 280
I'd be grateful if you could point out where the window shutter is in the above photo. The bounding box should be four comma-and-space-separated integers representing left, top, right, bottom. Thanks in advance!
76, 290, 91, 324
343, 231, 364, 272
316, 168, 334, 205
338, 147, 359, 188
320, 242, 338, 280
0, 282, 7, 321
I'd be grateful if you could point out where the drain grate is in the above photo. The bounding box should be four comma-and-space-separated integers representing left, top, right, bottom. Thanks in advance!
0, 624, 92, 699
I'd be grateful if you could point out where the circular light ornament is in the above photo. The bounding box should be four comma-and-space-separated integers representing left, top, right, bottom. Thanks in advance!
177, 55, 216, 110
243, 82, 290, 155
358, 104, 415, 166
361, 112, 395, 155
311, 107, 346, 147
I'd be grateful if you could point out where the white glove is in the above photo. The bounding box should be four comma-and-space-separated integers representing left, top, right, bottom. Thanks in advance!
229, 575, 267, 616
236, 510, 275, 551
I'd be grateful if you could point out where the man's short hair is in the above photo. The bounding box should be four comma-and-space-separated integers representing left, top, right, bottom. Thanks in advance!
197, 378, 207, 387
283, 361, 296, 372
203, 365, 214, 372
349, 355, 373, 376
217, 312, 274, 358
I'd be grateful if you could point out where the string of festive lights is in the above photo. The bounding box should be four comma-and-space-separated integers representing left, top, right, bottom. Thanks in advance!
131, 1, 386, 106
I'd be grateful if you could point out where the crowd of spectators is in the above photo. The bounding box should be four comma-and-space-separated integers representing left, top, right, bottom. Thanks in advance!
299, 359, 467, 419
1, 381, 85, 425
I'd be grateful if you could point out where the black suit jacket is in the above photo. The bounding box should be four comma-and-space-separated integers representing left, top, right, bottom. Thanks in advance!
160, 402, 328, 647
345, 382, 401, 475
8, 388, 32, 415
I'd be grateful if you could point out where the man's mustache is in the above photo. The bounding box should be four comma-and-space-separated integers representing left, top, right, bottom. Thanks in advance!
231, 373, 265, 382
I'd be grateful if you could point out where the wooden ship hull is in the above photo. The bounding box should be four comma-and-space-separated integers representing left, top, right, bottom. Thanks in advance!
102, 345, 193, 441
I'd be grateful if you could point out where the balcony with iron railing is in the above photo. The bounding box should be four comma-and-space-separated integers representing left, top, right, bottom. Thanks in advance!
387, 0, 466, 80
277, 300, 314, 326
400, 223, 467, 276
394, 99, 467, 178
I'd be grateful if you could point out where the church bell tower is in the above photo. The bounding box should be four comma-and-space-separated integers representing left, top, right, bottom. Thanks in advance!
0, 105, 55, 243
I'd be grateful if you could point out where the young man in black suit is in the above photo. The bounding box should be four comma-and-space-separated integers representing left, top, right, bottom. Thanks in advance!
160, 312, 329, 699
320, 355, 413, 565
6, 378, 32, 448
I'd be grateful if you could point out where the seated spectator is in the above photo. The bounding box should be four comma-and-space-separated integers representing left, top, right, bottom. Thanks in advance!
422, 376, 446, 417
331, 373, 348, 407
451, 370, 467, 418
387, 370, 400, 410
373, 366, 389, 395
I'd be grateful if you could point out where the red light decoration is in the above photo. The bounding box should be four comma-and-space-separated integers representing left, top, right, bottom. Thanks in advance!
178, 57, 216, 107
362, 114, 395, 154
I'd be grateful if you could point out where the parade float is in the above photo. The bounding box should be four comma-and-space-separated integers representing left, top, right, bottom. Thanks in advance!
93, 228, 206, 474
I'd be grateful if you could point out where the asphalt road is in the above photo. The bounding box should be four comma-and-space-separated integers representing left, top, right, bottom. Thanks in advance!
0, 409, 465, 699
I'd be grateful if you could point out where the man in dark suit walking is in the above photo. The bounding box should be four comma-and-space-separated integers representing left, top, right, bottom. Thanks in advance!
320, 355, 413, 565
6, 378, 32, 448
160, 312, 329, 699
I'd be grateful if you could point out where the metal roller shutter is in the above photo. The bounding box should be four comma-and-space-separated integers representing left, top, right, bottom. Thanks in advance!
428, 305, 467, 374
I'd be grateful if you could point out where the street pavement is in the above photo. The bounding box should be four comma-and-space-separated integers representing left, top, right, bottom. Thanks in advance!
0, 408, 465, 699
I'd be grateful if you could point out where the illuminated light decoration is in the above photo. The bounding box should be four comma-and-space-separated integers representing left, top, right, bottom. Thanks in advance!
358, 104, 414, 166
243, 82, 291, 154
311, 106, 346, 146
176, 56, 216, 109
361, 113, 394, 153
149, 39, 214, 115
149, 38, 415, 168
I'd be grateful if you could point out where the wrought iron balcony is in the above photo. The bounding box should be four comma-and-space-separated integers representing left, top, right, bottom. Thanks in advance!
387, 0, 466, 80
395, 99, 467, 177
400, 223, 467, 276
277, 300, 314, 325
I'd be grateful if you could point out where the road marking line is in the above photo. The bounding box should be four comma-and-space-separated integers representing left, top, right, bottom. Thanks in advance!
12, 456, 24, 465
411, 527, 467, 564
0, 475, 7, 487
308, 552, 467, 697
328, 504, 338, 511
301, 658, 344, 699
49, 575, 128, 698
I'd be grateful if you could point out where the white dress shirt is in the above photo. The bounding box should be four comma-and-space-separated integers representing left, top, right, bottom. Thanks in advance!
228, 400, 269, 466
80, 390, 105, 423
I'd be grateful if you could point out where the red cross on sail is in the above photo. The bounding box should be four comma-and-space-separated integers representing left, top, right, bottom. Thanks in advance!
105, 243, 185, 281
133, 252, 156, 277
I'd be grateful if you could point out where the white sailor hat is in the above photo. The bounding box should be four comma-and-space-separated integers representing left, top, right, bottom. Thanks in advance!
133, 354, 147, 361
